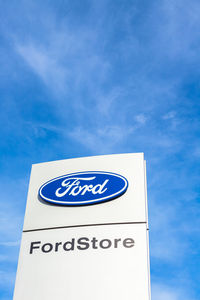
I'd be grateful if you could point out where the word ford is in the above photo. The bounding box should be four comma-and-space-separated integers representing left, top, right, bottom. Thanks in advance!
39, 171, 128, 206
55, 177, 109, 197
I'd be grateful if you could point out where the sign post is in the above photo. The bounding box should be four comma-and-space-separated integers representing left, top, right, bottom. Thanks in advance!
13, 153, 151, 300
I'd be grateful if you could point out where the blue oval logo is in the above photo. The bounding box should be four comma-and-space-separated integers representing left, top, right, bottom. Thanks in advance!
39, 171, 128, 206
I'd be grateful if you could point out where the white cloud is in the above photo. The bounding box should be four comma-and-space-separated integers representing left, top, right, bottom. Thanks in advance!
148, 193, 189, 262
0, 271, 16, 288
162, 111, 176, 120
0, 255, 8, 262
14, 19, 110, 97
152, 283, 194, 300
0, 178, 27, 245
193, 146, 200, 158
135, 114, 147, 125
0, 241, 20, 247
16, 43, 68, 93
69, 125, 134, 153
160, 0, 200, 60
95, 88, 123, 117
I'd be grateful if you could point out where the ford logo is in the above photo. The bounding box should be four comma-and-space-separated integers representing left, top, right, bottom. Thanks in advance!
39, 171, 128, 206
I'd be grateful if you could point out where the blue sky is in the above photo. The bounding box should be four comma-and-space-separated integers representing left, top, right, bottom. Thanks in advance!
0, 0, 200, 299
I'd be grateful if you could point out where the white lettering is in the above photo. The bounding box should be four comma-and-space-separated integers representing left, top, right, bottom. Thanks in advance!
55, 177, 109, 198
92, 180, 109, 194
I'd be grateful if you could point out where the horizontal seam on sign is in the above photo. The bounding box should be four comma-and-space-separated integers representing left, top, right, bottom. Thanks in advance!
23, 221, 147, 233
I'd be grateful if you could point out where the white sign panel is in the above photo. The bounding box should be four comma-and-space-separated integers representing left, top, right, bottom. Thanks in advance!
13, 153, 151, 300
23, 153, 148, 231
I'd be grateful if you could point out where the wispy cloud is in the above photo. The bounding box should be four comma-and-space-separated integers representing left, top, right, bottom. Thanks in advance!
16, 43, 68, 93
135, 114, 147, 125
0, 241, 20, 247
162, 111, 176, 120
152, 283, 196, 300
0, 271, 16, 288
69, 125, 134, 153
14, 20, 110, 97
149, 201, 187, 262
